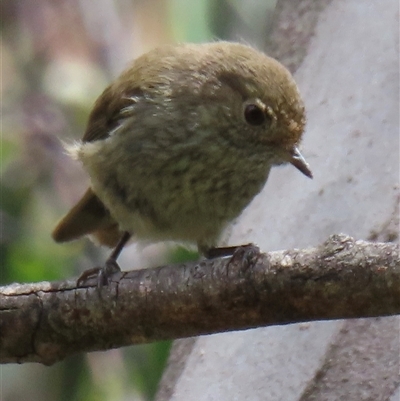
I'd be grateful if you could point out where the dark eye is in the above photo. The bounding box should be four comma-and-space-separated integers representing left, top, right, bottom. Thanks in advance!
244, 103, 265, 126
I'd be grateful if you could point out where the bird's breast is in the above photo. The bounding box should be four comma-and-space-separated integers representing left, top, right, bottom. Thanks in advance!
77, 127, 272, 243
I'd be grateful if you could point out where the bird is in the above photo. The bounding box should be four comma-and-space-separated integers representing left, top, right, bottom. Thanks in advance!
52, 41, 312, 285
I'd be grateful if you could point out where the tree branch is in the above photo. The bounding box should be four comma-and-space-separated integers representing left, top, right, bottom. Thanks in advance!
1, 234, 399, 365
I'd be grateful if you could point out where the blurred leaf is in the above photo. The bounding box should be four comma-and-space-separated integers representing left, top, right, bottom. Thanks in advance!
0, 181, 31, 219
7, 238, 75, 283
125, 341, 172, 400
168, 246, 199, 264
60, 355, 93, 401
0, 137, 19, 172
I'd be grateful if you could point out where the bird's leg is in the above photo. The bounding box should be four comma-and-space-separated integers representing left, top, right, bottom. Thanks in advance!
77, 231, 132, 287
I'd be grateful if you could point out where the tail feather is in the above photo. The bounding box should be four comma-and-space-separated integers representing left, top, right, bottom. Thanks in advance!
52, 188, 118, 246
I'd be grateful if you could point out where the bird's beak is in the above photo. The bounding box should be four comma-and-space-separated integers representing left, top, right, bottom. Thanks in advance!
289, 147, 313, 178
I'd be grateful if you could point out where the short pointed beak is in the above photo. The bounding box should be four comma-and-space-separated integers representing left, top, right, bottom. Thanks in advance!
289, 147, 313, 178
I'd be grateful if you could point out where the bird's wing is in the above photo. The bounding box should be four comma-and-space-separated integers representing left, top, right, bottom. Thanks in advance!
82, 77, 145, 143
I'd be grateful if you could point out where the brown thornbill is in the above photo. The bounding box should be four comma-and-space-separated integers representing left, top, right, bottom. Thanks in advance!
52, 42, 312, 285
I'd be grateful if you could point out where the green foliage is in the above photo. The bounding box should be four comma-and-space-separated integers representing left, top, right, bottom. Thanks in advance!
168, 246, 200, 264
125, 341, 172, 400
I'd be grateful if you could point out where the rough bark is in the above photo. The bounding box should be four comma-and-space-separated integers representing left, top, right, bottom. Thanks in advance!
1, 235, 398, 365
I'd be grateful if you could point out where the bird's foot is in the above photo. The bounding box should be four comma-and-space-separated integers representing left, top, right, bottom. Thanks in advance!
77, 258, 121, 288
226, 243, 260, 271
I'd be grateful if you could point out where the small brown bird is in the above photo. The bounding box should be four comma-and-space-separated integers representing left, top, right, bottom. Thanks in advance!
52, 42, 312, 284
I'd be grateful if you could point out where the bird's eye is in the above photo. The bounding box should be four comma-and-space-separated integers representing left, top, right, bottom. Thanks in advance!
244, 103, 265, 126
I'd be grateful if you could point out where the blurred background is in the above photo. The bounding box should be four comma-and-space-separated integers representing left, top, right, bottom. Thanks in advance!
1, 0, 277, 400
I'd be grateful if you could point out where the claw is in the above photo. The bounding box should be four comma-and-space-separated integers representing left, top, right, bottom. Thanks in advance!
77, 258, 121, 288
76, 231, 130, 288
227, 244, 260, 272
